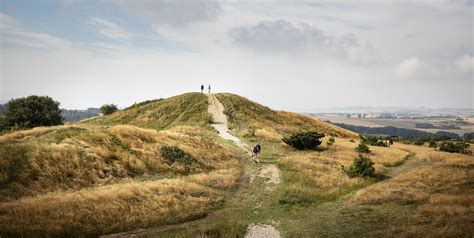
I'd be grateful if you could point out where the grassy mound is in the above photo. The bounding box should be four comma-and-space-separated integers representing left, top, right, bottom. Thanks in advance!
216, 93, 357, 139
83, 92, 211, 130
0, 124, 241, 236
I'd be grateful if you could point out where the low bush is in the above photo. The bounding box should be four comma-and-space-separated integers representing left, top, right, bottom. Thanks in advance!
347, 155, 375, 178
360, 135, 387, 147
438, 141, 471, 154
428, 141, 437, 148
160, 146, 195, 173
414, 139, 424, 146
327, 137, 335, 146
282, 131, 324, 150
354, 143, 371, 153
100, 104, 119, 115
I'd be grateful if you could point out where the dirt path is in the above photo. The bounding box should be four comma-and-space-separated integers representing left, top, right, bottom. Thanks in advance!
207, 93, 248, 150
207, 93, 281, 238
259, 164, 281, 190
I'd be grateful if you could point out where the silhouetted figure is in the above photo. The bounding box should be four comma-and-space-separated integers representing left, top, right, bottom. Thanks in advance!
252, 143, 261, 163
208, 84, 211, 94
201, 85, 204, 93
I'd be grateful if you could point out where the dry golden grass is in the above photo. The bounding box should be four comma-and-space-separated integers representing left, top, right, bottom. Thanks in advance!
216, 93, 358, 139
83, 92, 211, 131
351, 143, 474, 237
279, 137, 409, 191
0, 124, 239, 200
0, 124, 241, 236
0, 179, 223, 237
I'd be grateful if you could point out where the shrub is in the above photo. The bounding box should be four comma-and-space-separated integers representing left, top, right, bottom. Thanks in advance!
347, 155, 375, 178
3, 95, 63, 130
438, 141, 471, 154
349, 139, 355, 143
160, 146, 195, 173
414, 139, 424, 146
327, 137, 335, 146
282, 131, 324, 150
354, 143, 371, 153
100, 104, 119, 115
360, 135, 387, 147
428, 141, 437, 148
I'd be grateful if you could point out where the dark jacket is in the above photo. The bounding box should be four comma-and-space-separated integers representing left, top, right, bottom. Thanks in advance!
253, 144, 261, 153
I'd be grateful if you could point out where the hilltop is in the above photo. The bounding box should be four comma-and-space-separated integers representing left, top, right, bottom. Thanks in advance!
216, 93, 357, 139
83, 92, 211, 130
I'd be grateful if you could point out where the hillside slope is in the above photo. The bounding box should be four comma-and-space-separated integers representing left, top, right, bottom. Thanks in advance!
216, 93, 357, 139
83, 92, 211, 130
0, 124, 241, 236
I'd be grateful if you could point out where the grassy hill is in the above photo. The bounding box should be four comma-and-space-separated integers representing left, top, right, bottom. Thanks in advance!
2, 92, 469, 237
216, 93, 357, 140
0, 124, 241, 236
83, 92, 211, 130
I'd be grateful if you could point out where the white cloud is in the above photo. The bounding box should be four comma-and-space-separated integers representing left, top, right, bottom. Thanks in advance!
0, 12, 71, 50
395, 57, 424, 78
230, 19, 360, 57
89, 17, 130, 40
454, 55, 474, 74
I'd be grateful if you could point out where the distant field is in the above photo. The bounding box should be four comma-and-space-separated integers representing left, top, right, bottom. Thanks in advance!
313, 115, 474, 136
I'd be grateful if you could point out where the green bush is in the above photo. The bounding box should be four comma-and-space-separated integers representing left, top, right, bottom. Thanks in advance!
327, 137, 335, 146
360, 135, 387, 147
354, 143, 371, 153
428, 141, 437, 148
347, 155, 375, 178
2, 95, 63, 130
160, 146, 195, 173
414, 139, 424, 146
438, 141, 471, 154
282, 131, 324, 150
100, 104, 119, 115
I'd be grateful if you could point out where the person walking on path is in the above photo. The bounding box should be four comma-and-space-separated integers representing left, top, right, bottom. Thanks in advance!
252, 143, 261, 163
208, 84, 211, 94
201, 84, 204, 93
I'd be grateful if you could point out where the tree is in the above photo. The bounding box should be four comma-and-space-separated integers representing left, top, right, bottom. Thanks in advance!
100, 104, 119, 115
3, 96, 63, 130
347, 155, 375, 178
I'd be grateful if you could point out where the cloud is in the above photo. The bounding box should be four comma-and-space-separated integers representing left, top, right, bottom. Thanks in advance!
229, 19, 360, 57
454, 55, 474, 74
109, 0, 222, 27
395, 57, 424, 78
0, 12, 71, 50
89, 17, 130, 40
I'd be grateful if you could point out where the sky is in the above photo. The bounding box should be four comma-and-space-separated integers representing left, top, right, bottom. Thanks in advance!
0, 0, 473, 111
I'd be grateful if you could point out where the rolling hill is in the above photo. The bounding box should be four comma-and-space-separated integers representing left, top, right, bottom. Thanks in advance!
82, 92, 211, 130
1, 92, 470, 237
0, 92, 354, 236
216, 93, 357, 139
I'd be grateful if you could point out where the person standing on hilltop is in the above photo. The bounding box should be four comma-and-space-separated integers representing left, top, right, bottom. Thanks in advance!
208, 84, 211, 94
201, 84, 204, 93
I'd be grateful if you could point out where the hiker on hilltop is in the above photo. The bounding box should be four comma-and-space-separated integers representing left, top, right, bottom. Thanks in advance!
208, 84, 211, 94
200, 84, 204, 93
252, 143, 261, 163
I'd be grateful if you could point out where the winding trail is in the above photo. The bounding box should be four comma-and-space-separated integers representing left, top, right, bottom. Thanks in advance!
206, 93, 248, 150
206, 93, 281, 238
